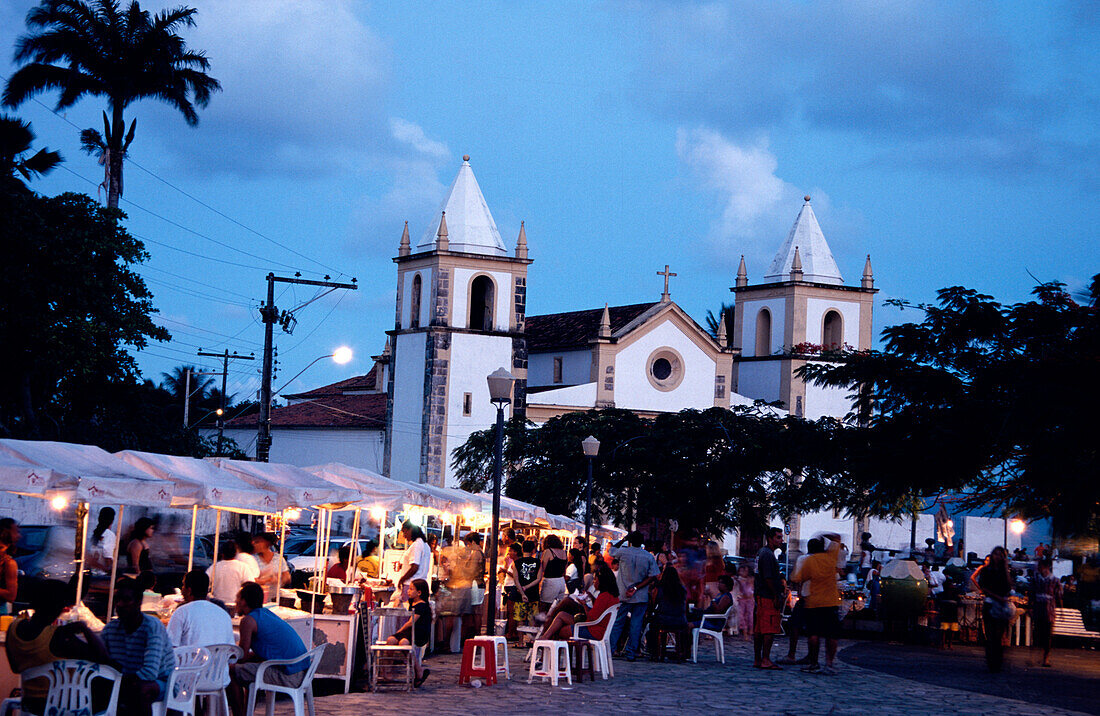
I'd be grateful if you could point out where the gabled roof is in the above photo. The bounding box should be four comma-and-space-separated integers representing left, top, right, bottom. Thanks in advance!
525, 303, 657, 352
416, 157, 507, 256
284, 366, 377, 400
764, 198, 843, 285
225, 393, 386, 429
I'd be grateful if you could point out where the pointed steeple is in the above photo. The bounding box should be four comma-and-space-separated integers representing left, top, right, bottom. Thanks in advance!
382, 337, 392, 359
765, 196, 843, 284
515, 221, 528, 260
861, 254, 874, 289
735, 255, 748, 288
789, 246, 803, 281
398, 220, 410, 257
417, 155, 506, 255
435, 211, 449, 251
598, 303, 612, 339
716, 309, 728, 347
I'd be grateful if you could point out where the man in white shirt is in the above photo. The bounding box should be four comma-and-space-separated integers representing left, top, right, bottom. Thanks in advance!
252, 532, 291, 603
207, 542, 254, 606
395, 521, 432, 595
169, 569, 234, 647
233, 534, 260, 582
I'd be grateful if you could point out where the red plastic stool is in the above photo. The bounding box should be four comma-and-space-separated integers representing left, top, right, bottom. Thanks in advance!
458, 638, 498, 686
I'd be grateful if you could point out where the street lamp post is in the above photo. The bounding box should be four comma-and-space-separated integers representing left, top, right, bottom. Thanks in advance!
256, 347, 353, 461
581, 435, 600, 556
485, 367, 516, 636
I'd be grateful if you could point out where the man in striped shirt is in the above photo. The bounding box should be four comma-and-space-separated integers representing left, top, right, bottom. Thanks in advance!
102, 577, 175, 716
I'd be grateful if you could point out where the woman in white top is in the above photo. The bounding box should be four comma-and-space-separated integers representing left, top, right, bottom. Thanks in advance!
89, 507, 117, 573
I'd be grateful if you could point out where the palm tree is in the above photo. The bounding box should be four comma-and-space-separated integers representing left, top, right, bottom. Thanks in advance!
0, 114, 61, 194
160, 365, 212, 400
705, 302, 735, 341
3, 0, 220, 208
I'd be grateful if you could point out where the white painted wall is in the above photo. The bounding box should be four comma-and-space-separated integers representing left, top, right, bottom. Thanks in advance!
804, 379, 854, 420
445, 333, 515, 487
804, 297, 861, 348
964, 516, 1021, 559
736, 361, 783, 404
740, 298, 785, 356
613, 320, 716, 413
798, 511, 855, 554
452, 267, 513, 330
390, 332, 427, 482
220, 427, 384, 471
865, 514, 937, 554
399, 267, 432, 328
528, 349, 591, 387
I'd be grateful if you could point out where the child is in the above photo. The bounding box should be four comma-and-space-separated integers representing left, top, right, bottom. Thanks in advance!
386, 579, 432, 687
502, 543, 524, 640
736, 564, 754, 639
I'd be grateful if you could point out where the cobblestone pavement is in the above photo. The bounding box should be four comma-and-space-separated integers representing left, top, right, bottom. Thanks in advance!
269, 639, 1093, 716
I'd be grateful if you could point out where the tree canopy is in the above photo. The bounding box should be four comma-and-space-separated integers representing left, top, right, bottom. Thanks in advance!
799, 276, 1100, 536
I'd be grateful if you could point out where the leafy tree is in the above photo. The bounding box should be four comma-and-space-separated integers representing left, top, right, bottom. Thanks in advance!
0, 190, 168, 437
799, 277, 1100, 536
160, 365, 213, 401
3, 0, 220, 208
0, 114, 61, 194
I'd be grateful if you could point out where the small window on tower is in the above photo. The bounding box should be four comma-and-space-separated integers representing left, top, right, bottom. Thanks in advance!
463, 392, 472, 416
553, 357, 563, 384
409, 273, 422, 328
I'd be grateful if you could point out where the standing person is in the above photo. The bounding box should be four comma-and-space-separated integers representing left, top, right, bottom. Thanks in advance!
394, 521, 432, 597
385, 579, 432, 687
1030, 558, 1062, 667
753, 527, 786, 670
702, 541, 724, 604
859, 532, 876, 581
536, 534, 569, 611
0, 519, 20, 614
229, 582, 308, 716
437, 538, 471, 652
565, 548, 586, 593
790, 534, 845, 675
607, 531, 660, 662
937, 578, 961, 650
90, 507, 117, 573
252, 532, 290, 603
735, 564, 755, 639
971, 546, 1014, 673
207, 542, 253, 609
233, 533, 260, 582
463, 532, 485, 640
126, 518, 156, 576
101, 578, 175, 716
501, 543, 526, 640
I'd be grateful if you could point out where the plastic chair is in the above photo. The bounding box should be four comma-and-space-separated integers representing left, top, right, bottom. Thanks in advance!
194, 643, 242, 716
692, 605, 735, 664
572, 603, 619, 679
151, 646, 210, 716
20, 660, 122, 716
458, 638, 498, 687
246, 645, 325, 716
527, 640, 571, 686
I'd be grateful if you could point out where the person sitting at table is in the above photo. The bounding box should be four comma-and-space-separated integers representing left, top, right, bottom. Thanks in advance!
385, 578, 432, 688
229, 582, 309, 716
208, 541, 254, 609
101, 577, 175, 716
649, 565, 690, 661
536, 563, 620, 642
168, 569, 234, 647
356, 540, 381, 579
252, 532, 291, 603
0, 519, 19, 615
6, 579, 111, 716
326, 544, 354, 582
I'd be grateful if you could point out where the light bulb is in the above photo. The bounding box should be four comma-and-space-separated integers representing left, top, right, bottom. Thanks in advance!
332, 346, 353, 365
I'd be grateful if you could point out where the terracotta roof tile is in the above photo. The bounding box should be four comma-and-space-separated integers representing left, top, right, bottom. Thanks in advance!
525, 303, 656, 352
283, 366, 377, 399
225, 393, 386, 429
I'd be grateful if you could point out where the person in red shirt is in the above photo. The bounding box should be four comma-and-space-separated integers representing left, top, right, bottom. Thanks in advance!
536, 564, 620, 641
325, 544, 352, 582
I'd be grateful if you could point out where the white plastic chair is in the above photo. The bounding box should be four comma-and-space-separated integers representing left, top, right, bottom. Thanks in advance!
151, 646, 210, 716
572, 603, 620, 679
19, 660, 122, 716
692, 605, 735, 663
245, 645, 325, 716
194, 643, 242, 716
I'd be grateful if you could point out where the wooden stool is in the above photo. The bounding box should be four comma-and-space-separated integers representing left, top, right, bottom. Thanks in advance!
651, 626, 688, 662
458, 639, 498, 686
527, 640, 571, 686
567, 639, 595, 682
370, 645, 413, 691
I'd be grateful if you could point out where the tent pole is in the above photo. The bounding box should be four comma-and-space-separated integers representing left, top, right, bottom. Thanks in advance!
313, 510, 323, 590
74, 502, 89, 608
275, 512, 287, 605
378, 510, 387, 583
347, 508, 361, 584
186, 505, 198, 573
105, 504, 123, 620
211, 509, 222, 583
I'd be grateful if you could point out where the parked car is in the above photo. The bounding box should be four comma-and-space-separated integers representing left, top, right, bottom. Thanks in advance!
289, 538, 374, 584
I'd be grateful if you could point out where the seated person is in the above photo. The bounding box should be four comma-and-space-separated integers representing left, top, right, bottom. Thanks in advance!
208, 542, 254, 609
692, 574, 735, 628
101, 577, 175, 716
138, 570, 160, 611
6, 580, 111, 716
537, 564, 620, 641
649, 566, 690, 661
167, 570, 234, 684
229, 582, 308, 716
326, 544, 353, 582
385, 579, 432, 688
356, 541, 380, 579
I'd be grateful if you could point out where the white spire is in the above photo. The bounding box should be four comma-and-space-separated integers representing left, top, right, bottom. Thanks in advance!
417, 155, 506, 256
764, 196, 843, 285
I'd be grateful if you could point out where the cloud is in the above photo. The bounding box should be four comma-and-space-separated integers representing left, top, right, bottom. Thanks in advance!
390, 118, 451, 160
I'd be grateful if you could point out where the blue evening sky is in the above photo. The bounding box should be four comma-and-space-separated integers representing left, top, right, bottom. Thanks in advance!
3, 1, 1098, 413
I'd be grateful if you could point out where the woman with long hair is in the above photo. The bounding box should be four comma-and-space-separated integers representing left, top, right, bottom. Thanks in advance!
971, 546, 1013, 672
89, 507, 117, 573
126, 517, 156, 576
536, 534, 569, 611
650, 565, 690, 660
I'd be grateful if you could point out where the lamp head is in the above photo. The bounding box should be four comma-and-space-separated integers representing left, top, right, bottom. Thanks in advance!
332, 346, 353, 365
581, 435, 600, 458
486, 367, 516, 405
1009, 518, 1026, 536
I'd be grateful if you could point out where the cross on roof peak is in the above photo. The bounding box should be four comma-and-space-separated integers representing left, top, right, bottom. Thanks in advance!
657, 264, 677, 302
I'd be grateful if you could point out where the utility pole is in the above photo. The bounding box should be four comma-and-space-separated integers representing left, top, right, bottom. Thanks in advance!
182, 368, 191, 427
257, 272, 357, 462
197, 349, 255, 456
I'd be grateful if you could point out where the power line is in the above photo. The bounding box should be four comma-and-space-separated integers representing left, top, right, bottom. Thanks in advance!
142, 264, 256, 301
143, 276, 254, 308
